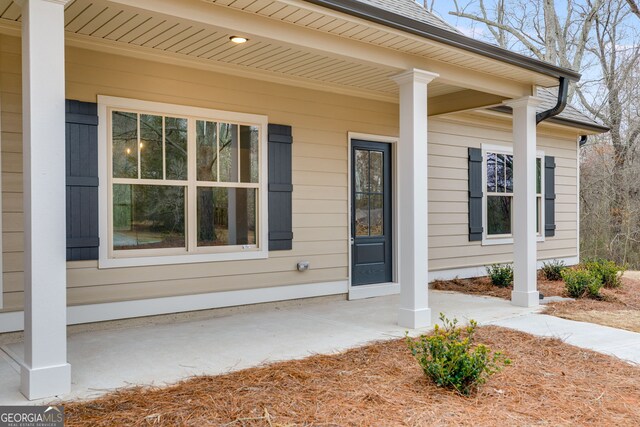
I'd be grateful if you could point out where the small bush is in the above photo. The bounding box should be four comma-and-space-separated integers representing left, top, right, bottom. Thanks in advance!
583, 258, 624, 288
486, 264, 514, 288
406, 313, 510, 396
540, 259, 566, 281
561, 268, 602, 299
586, 278, 605, 299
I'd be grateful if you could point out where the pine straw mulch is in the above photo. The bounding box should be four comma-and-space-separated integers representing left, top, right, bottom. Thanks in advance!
544, 274, 640, 333
431, 274, 640, 333
62, 326, 640, 427
430, 276, 565, 300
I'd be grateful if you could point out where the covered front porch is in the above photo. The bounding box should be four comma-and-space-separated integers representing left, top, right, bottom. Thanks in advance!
0, 291, 542, 405
0, 0, 565, 400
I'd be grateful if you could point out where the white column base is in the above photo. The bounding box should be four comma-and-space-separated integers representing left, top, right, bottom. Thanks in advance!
398, 307, 432, 329
511, 290, 540, 308
20, 363, 71, 400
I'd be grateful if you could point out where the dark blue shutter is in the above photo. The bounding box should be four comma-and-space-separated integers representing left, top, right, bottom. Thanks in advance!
268, 124, 293, 251
544, 156, 556, 237
66, 100, 99, 261
468, 147, 483, 241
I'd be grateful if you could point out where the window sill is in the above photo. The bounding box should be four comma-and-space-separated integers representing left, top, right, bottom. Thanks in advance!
481, 235, 545, 246
98, 249, 268, 269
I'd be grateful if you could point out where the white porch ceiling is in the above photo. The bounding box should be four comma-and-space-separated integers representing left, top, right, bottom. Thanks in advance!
0, 0, 514, 102
203, 0, 556, 86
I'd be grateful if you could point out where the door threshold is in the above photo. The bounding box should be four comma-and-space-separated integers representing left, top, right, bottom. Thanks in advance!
348, 282, 400, 300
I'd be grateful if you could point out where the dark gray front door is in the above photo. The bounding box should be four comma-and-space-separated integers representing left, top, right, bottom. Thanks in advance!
351, 140, 392, 285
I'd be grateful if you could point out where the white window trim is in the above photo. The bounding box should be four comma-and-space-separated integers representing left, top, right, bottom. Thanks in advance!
481, 143, 545, 246
97, 95, 269, 268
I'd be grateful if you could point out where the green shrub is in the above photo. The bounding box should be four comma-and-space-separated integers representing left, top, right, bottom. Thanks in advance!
486, 264, 513, 288
583, 258, 624, 288
406, 313, 510, 396
540, 259, 566, 281
586, 278, 605, 299
561, 268, 602, 299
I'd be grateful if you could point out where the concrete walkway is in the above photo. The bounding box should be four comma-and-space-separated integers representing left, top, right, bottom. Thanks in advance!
1, 291, 639, 406
491, 313, 640, 365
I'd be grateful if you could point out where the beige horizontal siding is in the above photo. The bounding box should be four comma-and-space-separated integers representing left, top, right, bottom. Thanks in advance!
293, 185, 347, 200
0, 33, 397, 312
0, 33, 582, 312
1, 35, 24, 311
428, 113, 579, 271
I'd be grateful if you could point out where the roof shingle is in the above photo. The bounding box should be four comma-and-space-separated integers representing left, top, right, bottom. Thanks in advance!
350, 2, 604, 131
353, 0, 460, 33
536, 87, 607, 131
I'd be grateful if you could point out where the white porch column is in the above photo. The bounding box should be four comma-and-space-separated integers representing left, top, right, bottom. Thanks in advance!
392, 69, 438, 329
504, 96, 544, 307
18, 0, 71, 399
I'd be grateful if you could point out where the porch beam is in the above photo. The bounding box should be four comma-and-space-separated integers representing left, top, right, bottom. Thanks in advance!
392, 68, 438, 329
18, 0, 71, 400
428, 90, 507, 117
504, 96, 544, 307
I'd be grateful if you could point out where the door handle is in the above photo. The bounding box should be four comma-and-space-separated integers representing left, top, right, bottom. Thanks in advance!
350, 237, 354, 245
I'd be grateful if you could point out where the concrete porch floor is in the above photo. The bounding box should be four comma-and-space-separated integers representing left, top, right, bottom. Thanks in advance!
3, 289, 640, 406
0, 291, 541, 405
3, 290, 639, 406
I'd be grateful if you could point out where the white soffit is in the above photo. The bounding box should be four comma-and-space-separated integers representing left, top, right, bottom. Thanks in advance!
0, 0, 476, 100
204, 0, 558, 87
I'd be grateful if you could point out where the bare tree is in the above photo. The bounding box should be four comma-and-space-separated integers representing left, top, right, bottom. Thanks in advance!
626, 0, 640, 18
416, 0, 438, 12
450, 0, 601, 80
574, 0, 640, 260
446, 0, 640, 265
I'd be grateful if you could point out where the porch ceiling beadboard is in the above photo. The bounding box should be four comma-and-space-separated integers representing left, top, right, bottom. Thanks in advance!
0, 0, 557, 104
0, 0, 388, 99
0, 0, 457, 101
202, 0, 557, 85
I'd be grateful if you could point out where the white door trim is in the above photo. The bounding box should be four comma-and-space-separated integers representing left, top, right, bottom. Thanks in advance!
347, 132, 399, 300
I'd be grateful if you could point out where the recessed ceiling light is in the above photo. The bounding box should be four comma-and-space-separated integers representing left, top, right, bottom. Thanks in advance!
230, 36, 248, 44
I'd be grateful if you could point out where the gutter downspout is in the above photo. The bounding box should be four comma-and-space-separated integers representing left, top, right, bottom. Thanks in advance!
532, 76, 569, 301
534, 77, 591, 146
536, 76, 569, 125
579, 135, 588, 146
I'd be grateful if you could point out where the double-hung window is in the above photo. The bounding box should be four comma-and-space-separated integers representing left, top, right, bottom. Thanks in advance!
101, 97, 268, 267
483, 145, 544, 244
